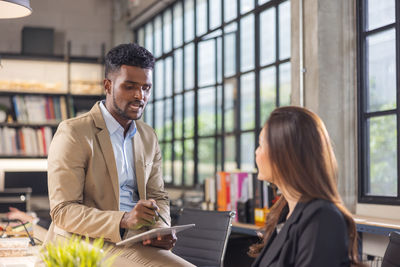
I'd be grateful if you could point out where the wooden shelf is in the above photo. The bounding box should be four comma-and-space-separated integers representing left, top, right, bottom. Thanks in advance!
0, 158, 47, 171
0, 155, 47, 159
0, 91, 67, 96
0, 122, 60, 128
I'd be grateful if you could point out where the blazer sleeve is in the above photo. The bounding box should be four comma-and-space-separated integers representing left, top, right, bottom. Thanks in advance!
146, 133, 170, 228
48, 121, 125, 243
295, 207, 349, 267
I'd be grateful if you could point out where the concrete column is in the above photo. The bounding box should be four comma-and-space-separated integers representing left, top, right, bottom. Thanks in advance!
291, 0, 357, 211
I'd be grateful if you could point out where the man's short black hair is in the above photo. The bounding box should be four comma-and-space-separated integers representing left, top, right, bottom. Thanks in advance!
104, 43, 155, 78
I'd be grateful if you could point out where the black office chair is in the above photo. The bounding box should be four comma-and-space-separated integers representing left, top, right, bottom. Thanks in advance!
172, 208, 235, 267
382, 231, 400, 267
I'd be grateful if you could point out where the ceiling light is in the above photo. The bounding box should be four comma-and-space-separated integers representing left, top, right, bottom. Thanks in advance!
0, 0, 32, 19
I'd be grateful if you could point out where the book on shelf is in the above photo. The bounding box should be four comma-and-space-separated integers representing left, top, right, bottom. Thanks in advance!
12, 95, 67, 124
213, 170, 275, 225
0, 126, 53, 156
204, 177, 216, 210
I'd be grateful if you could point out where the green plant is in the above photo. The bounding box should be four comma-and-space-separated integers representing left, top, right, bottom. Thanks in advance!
41, 236, 117, 267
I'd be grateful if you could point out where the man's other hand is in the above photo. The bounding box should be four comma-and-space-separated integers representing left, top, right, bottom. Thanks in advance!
142, 233, 177, 250
120, 199, 159, 230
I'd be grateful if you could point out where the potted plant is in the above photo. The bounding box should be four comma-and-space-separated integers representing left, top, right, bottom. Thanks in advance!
41, 236, 117, 267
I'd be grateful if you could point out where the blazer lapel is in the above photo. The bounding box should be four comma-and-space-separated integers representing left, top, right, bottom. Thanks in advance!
258, 202, 307, 266
133, 128, 146, 200
90, 103, 120, 205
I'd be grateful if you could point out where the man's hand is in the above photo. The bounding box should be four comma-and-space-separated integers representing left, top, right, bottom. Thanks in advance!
120, 199, 159, 230
142, 233, 177, 250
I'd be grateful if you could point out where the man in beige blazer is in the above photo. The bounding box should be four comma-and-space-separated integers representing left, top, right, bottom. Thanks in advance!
46, 43, 194, 266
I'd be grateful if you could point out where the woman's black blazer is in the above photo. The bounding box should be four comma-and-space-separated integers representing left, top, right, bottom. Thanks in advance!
252, 199, 350, 267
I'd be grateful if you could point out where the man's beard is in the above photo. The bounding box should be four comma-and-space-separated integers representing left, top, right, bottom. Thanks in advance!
112, 91, 143, 121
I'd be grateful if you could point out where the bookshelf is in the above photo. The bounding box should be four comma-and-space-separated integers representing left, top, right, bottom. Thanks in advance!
0, 55, 105, 159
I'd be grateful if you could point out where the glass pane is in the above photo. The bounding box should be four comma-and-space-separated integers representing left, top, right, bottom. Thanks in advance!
154, 60, 164, 100
137, 28, 145, 47
210, 0, 222, 29
199, 39, 216, 87
224, 78, 236, 132
163, 142, 172, 183
260, 66, 276, 125
173, 2, 183, 48
163, 9, 172, 53
260, 8, 276, 66
279, 62, 291, 106
241, 0, 254, 14
184, 91, 195, 138
165, 98, 173, 141
184, 0, 195, 42
184, 139, 194, 186
174, 94, 183, 139
197, 0, 208, 36
165, 57, 173, 97
184, 43, 195, 89
224, 135, 236, 171
144, 103, 153, 126
216, 137, 222, 171
224, 32, 236, 77
279, 1, 290, 60
174, 49, 183, 93
368, 115, 397, 196
241, 132, 255, 171
224, 0, 237, 22
367, 0, 395, 31
174, 140, 183, 185
199, 87, 216, 136
259, 0, 271, 5
154, 15, 162, 57
145, 23, 153, 53
367, 29, 396, 112
240, 72, 255, 130
198, 138, 215, 184
217, 37, 223, 83
217, 85, 223, 134
240, 14, 255, 72
154, 101, 164, 139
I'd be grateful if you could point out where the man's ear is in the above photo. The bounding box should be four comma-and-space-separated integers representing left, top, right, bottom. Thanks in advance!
104, 78, 112, 94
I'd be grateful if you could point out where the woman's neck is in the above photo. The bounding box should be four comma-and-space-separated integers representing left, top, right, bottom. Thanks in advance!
279, 187, 300, 220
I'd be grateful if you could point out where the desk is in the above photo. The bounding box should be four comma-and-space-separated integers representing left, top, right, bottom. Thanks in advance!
232, 215, 400, 237
353, 215, 400, 236
0, 224, 47, 267
231, 222, 260, 236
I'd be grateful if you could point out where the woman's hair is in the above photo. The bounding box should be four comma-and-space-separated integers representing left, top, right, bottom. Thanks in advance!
249, 106, 360, 265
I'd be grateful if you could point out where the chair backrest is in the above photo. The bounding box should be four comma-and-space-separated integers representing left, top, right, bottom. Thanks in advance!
172, 208, 235, 267
382, 231, 400, 267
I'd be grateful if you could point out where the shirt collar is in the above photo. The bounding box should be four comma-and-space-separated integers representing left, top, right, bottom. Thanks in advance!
99, 101, 136, 138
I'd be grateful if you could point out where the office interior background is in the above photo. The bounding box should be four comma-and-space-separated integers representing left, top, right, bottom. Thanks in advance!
0, 0, 398, 264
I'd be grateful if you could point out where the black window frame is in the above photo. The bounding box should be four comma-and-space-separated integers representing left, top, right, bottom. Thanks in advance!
357, 0, 400, 204
134, 0, 291, 189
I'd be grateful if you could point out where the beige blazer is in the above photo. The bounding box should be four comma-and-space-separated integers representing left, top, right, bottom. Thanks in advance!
46, 102, 169, 244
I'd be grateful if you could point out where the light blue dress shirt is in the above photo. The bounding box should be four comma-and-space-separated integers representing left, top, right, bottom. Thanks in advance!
99, 101, 140, 212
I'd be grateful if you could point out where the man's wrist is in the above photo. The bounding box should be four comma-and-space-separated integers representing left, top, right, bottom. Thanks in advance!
120, 212, 127, 229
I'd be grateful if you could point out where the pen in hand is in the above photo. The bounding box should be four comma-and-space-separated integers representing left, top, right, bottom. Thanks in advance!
146, 201, 170, 227
155, 210, 169, 227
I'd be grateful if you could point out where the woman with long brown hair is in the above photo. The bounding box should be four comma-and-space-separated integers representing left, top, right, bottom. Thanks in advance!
250, 106, 361, 266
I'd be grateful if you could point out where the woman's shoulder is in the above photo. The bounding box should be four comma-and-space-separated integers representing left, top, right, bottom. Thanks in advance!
299, 199, 346, 227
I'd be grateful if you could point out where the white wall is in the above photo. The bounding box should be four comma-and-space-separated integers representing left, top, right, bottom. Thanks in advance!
0, 0, 113, 57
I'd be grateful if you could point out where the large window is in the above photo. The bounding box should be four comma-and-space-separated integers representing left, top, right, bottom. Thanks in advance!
136, 0, 291, 187
358, 0, 399, 204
